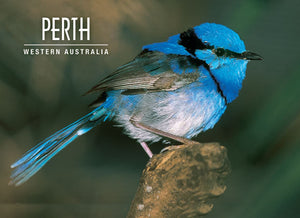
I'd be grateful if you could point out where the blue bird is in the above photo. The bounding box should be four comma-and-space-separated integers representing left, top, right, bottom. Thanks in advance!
10, 23, 262, 186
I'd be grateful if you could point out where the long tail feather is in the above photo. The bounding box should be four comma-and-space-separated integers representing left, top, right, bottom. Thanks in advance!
10, 108, 107, 186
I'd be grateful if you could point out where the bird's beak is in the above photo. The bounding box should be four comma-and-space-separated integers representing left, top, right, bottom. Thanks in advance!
241, 51, 263, 61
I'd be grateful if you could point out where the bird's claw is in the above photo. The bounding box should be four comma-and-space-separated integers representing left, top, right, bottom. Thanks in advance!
160, 145, 183, 154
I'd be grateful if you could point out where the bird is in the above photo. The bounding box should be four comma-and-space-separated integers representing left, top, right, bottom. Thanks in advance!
10, 23, 262, 186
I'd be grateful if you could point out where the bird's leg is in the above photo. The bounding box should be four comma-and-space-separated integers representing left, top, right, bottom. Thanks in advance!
130, 117, 201, 146
140, 142, 153, 158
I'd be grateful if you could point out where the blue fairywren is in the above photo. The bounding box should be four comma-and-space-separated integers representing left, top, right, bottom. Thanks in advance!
10, 23, 262, 186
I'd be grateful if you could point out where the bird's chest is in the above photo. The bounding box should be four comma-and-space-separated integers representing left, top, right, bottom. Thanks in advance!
112, 77, 225, 138
149, 81, 226, 138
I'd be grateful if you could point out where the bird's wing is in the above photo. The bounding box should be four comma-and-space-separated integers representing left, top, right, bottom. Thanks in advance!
85, 50, 202, 97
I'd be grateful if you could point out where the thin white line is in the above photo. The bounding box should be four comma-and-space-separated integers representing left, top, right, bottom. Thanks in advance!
24, 44, 109, 47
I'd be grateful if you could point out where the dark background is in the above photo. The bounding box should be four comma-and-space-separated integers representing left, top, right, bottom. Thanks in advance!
0, 0, 299, 217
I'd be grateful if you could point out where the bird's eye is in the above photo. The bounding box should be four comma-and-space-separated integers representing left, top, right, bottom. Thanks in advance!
214, 48, 225, 56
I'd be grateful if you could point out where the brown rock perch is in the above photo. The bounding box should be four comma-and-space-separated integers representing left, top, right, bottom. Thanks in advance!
127, 143, 231, 217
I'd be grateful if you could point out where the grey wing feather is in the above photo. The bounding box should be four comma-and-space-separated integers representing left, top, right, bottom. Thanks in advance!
85, 50, 200, 96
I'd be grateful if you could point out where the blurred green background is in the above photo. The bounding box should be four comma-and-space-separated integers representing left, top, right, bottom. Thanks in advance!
0, 0, 299, 217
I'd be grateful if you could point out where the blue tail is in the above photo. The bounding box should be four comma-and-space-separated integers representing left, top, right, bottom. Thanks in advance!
10, 107, 107, 186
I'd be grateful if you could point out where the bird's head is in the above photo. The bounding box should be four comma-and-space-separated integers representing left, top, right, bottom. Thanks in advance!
189, 23, 262, 67
144, 23, 262, 103
177, 23, 262, 103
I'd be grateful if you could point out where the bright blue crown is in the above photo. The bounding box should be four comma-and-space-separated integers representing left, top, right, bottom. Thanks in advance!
193, 23, 246, 53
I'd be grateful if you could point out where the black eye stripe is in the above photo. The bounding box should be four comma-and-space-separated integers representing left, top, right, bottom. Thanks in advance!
213, 48, 242, 59
179, 28, 242, 59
